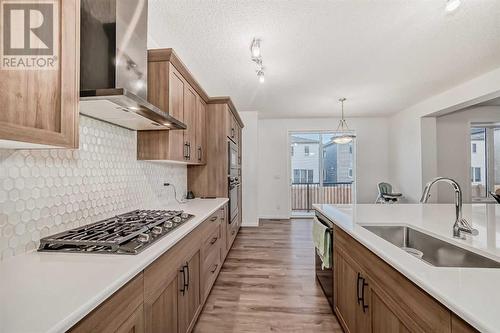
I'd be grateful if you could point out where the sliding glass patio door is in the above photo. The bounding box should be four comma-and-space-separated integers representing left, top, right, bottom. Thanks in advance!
289, 131, 354, 215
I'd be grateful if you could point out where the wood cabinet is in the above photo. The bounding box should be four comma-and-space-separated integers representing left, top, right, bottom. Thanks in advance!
0, 0, 79, 149
138, 49, 207, 164
69, 274, 144, 333
178, 251, 201, 333
194, 97, 207, 164
334, 226, 478, 333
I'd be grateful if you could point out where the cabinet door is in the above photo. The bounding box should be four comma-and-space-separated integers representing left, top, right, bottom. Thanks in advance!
0, 0, 79, 149
168, 66, 185, 161
335, 250, 370, 333
116, 305, 145, 333
195, 97, 207, 164
146, 275, 178, 333
371, 291, 410, 333
183, 85, 197, 162
178, 251, 201, 333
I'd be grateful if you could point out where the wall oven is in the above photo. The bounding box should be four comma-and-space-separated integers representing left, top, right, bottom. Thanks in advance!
315, 211, 334, 309
228, 140, 239, 177
228, 176, 240, 223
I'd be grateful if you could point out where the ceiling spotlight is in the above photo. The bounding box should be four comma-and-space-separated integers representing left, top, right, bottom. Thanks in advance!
445, 0, 461, 12
257, 70, 265, 83
250, 38, 261, 58
250, 38, 266, 83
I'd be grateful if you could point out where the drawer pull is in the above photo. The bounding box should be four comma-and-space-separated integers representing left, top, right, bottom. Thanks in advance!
231, 230, 235, 235
210, 216, 218, 222
210, 264, 219, 273
210, 237, 218, 245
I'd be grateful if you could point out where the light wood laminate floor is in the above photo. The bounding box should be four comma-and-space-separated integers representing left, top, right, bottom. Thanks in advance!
194, 219, 343, 333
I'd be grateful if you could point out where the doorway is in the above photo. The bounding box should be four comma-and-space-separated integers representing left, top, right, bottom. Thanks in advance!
289, 131, 355, 217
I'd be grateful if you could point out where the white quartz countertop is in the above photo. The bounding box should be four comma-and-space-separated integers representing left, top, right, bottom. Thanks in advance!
0, 198, 228, 333
313, 203, 500, 333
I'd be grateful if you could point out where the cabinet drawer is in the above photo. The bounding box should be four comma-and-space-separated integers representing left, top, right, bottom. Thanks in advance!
201, 236, 222, 300
335, 227, 451, 333
202, 224, 221, 262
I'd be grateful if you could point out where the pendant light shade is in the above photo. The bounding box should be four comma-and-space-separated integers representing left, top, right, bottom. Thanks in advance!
333, 98, 356, 144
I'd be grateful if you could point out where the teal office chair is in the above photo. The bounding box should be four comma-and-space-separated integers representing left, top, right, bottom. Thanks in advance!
376, 182, 402, 204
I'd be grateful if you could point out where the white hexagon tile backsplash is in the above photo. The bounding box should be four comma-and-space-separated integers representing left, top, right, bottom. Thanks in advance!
0, 115, 187, 260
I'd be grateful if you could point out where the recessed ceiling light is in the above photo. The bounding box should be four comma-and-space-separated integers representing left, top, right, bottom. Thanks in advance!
445, 0, 461, 12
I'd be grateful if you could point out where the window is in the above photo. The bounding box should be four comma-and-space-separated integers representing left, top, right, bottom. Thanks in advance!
348, 168, 353, 178
293, 169, 314, 183
349, 146, 353, 154
471, 167, 481, 182
472, 143, 477, 153
291, 145, 294, 156
304, 146, 310, 156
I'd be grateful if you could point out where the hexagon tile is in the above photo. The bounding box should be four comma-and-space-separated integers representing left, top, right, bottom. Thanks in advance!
0, 115, 187, 261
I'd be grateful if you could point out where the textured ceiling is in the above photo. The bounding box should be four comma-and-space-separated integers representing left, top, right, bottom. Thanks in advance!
148, 0, 500, 118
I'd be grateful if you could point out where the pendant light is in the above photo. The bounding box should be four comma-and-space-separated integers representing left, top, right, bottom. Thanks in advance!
333, 98, 356, 144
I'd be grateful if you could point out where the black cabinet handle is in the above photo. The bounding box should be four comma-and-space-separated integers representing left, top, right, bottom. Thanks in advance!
356, 272, 363, 305
210, 216, 218, 222
187, 143, 191, 160
184, 143, 189, 159
185, 262, 190, 291
210, 264, 218, 273
361, 278, 369, 313
198, 147, 202, 161
179, 265, 186, 295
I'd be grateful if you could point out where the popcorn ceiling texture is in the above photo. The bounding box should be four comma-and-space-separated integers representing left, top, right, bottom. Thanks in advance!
0, 116, 187, 261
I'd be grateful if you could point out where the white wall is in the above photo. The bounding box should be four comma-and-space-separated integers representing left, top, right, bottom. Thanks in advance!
436, 106, 500, 203
389, 67, 500, 202
240, 112, 259, 226
257, 117, 390, 219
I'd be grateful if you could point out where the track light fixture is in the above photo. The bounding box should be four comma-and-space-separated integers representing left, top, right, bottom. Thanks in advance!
250, 38, 265, 83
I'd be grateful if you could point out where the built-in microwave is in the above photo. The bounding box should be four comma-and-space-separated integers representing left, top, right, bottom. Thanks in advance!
228, 140, 239, 177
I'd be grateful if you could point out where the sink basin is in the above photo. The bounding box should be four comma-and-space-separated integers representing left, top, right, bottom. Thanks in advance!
362, 225, 500, 268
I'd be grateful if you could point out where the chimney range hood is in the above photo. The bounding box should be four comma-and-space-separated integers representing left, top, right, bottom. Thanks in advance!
79, 0, 186, 130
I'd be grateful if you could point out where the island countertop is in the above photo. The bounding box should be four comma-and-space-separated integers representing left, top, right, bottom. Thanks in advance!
0, 198, 228, 333
313, 203, 500, 333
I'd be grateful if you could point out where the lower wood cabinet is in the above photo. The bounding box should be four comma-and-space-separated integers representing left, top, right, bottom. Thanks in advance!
334, 226, 478, 333
70, 204, 235, 333
178, 251, 201, 333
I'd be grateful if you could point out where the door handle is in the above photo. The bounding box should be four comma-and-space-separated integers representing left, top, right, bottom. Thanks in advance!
361, 278, 369, 313
187, 143, 191, 160
356, 272, 363, 305
184, 143, 189, 159
185, 262, 190, 291
179, 265, 187, 295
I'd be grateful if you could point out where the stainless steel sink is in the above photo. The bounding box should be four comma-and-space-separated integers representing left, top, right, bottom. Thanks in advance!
362, 225, 500, 268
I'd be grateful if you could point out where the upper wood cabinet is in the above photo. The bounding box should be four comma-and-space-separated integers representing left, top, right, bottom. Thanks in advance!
0, 0, 79, 149
138, 49, 207, 164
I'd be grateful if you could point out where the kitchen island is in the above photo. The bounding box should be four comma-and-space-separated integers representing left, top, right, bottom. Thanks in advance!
314, 203, 500, 333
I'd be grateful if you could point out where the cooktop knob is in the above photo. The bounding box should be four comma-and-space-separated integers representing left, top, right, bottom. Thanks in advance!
152, 226, 163, 235
181, 213, 189, 219
164, 221, 173, 228
138, 233, 150, 243
173, 216, 182, 223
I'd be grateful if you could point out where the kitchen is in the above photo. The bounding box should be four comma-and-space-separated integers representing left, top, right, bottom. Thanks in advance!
1, 0, 500, 332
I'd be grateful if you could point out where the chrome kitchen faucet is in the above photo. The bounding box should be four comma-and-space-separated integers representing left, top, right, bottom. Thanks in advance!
420, 177, 478, 239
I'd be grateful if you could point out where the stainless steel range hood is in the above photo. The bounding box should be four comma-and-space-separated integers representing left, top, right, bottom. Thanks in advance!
79, 0, 186, 130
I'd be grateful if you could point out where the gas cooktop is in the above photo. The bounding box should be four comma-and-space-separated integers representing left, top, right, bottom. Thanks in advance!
38, 210, 194, 254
